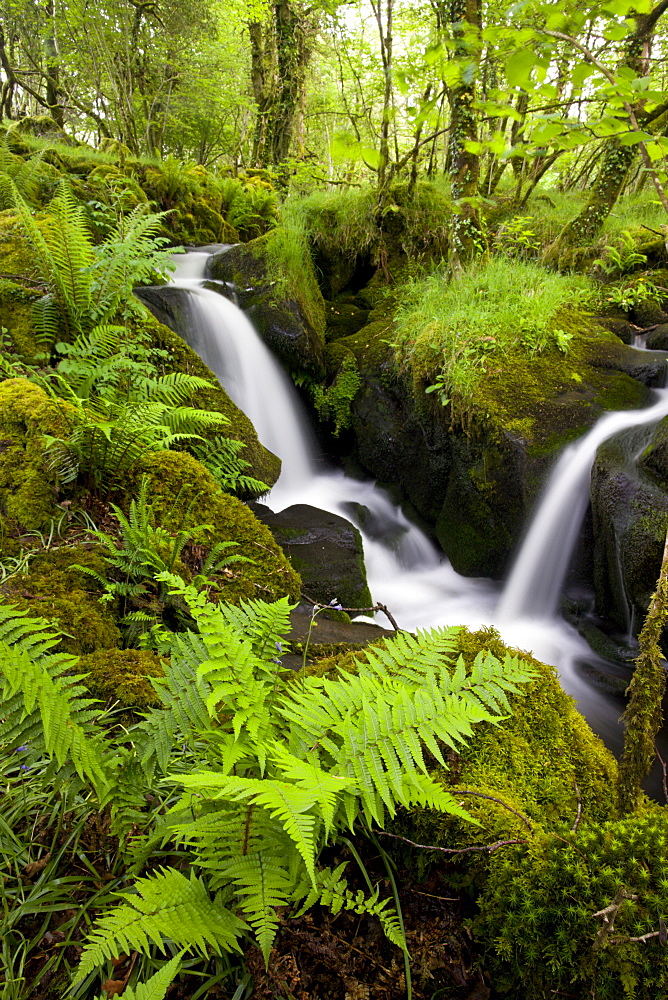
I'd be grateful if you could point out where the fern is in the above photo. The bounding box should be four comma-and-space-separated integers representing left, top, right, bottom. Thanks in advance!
0, 580, 536, 977
93, 953, 183, 1000
73, 869, 245, 985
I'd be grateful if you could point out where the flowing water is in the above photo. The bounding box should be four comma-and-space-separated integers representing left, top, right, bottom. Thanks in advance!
168, 252, 668, 766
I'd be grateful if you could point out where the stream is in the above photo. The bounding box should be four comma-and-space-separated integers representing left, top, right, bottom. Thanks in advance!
167, 250, 668, 782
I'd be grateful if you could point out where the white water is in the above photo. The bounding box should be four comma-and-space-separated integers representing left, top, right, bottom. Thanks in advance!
169, 251, 668, 755
499, 391, 668, 620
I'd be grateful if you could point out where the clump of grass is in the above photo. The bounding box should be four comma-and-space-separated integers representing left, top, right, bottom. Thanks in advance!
264, 208, 327, 336
394, 256, 596, 399
283, 186, 378, 260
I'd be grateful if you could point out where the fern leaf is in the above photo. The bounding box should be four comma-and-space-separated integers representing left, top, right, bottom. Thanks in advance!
96, 953, 183, 1000
74, 869, 245, 984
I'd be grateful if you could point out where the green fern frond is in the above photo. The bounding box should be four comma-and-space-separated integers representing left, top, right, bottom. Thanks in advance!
74, 869, 245, 984
0, 640, 106, 786
94, 953, 183, 1000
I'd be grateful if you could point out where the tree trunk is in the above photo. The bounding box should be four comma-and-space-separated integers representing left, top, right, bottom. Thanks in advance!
249, 2, 315, 170
447, 0, 486, 269
545, 1, 668, 261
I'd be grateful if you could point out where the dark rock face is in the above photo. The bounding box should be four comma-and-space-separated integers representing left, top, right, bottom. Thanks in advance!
591, 436, 668, 630
252, 503, 372, 608
208, 240, 326, 379
647, 324, 668, 351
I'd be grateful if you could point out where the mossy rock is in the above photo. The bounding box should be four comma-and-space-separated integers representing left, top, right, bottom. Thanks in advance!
475, 810, 668, 999
0, 378, 73, 532
7, 115, 78, 144
0, 545, 121, 655
136, 449, 300, 603
0, 212, 42, 284
0, 279, 42, 357
131, 308, 280, 490
79, 647, 164, 707
388, 627, 616, 880
593, 435, 668, 629
325, 301, 370, 342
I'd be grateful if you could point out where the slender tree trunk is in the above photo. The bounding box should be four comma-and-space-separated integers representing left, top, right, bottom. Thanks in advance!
370, 0, 394, 208
545, 1, 668, 261
447, 0, 486, 269
44, 1, 63, 127
618, 528, 668, 814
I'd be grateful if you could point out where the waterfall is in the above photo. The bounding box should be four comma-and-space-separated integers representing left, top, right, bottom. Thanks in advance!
497, 391, 668, 621
166, 250, 668, 768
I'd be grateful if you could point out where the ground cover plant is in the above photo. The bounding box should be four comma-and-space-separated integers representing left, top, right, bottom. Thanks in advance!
0, 586, 536, 997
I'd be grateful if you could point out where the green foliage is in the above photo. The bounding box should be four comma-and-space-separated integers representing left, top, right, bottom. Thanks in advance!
94, 954, 182, 1000
263, 217, 327, 338
76, 476, 250, 643
493, 215, 541, 259
603, 276, 660, 312
594, 230, 649, 276
476, 812, 668, 999
38, 323, 258, 497
305, 354, 363, 435
394, 257, 596, 401
1, 178, 175, 343
0, 581, 534, 983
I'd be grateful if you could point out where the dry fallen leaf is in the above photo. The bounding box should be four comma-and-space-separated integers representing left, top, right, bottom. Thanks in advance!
23, 853, 51, 877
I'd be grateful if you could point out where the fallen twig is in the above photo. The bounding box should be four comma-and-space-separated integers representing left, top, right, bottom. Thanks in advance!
377, 829, 528, 855
301, 593, 399, 631
572, 780, 583, 834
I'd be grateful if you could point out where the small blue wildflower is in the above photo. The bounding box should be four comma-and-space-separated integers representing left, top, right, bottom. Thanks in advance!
15, 745, 28, 753
19, 764, 30, 772
328, 598, 339, 607
275, 642, 283, 654
272, 657, 281, 665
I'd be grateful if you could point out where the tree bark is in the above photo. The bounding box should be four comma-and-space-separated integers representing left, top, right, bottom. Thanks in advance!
446, 0, 487, 269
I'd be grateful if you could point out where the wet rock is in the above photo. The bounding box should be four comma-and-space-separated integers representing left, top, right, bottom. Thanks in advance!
591, 437, 668, 630
631, 297, 668, 327
640, 414, 668, 480
594, 316, 637, 345
647, 323, 668, 351
208, 236, 326, 378
252, 502, 372, 609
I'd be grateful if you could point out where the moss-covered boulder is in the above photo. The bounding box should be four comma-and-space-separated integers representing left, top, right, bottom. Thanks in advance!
208, 234, 326, 378
79, 647, 164, 708
131, 305, 281, 490
0, 279, 43, 357
0, 378, 71, 532
331, 303, 665, 577
0, 545, 121, 655
391, 627, 616, 863
137, 449, 300, 603
0, 212, 41, 284
591, 435, 668, 630
475, 810, 668, 1000
253, 503, 372, 609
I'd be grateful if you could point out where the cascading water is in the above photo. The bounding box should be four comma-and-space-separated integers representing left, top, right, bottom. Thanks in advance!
498, 392, 668, 621
167, 251, 668, 765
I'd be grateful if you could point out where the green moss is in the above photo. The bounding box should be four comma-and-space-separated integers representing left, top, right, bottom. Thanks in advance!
0, 211, 41, 282
0, 545, 121, 655
137, 450, 300, 604
139, 313, 281, 488
476, 811, 668, 999
78, 647, 164, 707
0, 378, 73, 531
389, 627, 616, 882
0, 279, 42, 357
